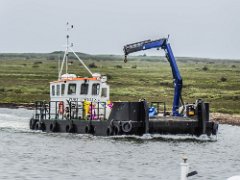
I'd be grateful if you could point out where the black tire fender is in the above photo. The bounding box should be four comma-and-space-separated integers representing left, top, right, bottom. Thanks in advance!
50, 121, 58, 132
122, 121, 133, 133
35, 121, 40, 130
113, 125, 121, 135
212, 123, 218, 135
85, 125, 89, 133
85, 125, 95, 134
40, 122, 46, 131
106, 126, 113, 136
66, 122, 75, 133
29, 118, 37, 130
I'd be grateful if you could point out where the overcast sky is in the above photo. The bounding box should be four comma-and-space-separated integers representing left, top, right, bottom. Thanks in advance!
0, 0, 239, 59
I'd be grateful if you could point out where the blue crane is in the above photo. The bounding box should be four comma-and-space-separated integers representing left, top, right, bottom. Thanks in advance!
123, 38, 183, 116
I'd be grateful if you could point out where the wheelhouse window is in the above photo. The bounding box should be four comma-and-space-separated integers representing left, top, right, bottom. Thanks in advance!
101, 88, 107, 97
92, 83, 100, 95
68, 83, 76, 95
61, 84, 65, 95
80, 83, 89, 95
52, 85, 55, 96
56, 85, 60, 96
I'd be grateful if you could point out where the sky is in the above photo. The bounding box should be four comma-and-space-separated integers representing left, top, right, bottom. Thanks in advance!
0, 0, 239, 59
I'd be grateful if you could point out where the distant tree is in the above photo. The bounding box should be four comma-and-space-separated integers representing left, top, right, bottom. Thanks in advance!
105, 73, 112, 80
115, 65, 122, 69
34, 61, 43, 65
88, 62, 98, 68
50, 66, 57, 69
202, 66, 208, 71
15, 89, 22, 93
220, 76, 227, 82
32, 65, 39, 68
47, 56, 56, 60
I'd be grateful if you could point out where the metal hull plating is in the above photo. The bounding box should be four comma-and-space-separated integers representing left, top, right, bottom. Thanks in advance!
29, 101, 218, 137
30, 118, 217, 137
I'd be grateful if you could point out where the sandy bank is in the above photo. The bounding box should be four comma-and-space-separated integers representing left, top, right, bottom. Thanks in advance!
211, 113, 240, 126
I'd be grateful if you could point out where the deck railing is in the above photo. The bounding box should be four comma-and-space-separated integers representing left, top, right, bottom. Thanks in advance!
34, 100, 107, 121
149, 101, 167, 117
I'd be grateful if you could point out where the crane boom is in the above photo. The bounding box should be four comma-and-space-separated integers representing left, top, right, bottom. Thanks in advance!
123, 38, 183, 116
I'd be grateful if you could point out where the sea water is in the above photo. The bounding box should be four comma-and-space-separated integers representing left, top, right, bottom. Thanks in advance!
0, 108, 239, 180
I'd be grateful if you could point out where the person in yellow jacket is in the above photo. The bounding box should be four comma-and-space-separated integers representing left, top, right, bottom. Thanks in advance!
83, 100, 91, 120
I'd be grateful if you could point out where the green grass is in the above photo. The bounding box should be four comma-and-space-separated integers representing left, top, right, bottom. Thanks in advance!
0, 53, 239, 114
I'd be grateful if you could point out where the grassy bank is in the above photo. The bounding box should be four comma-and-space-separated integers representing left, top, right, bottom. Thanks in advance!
0, 52, 239, 114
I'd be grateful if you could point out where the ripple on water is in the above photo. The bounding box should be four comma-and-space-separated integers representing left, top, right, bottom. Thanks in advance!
0, 108, 240, 180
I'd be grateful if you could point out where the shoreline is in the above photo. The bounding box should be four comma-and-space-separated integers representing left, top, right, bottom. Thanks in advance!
0, 102, 35, 110
211, 113, 240, 126
0, 103, 239, 126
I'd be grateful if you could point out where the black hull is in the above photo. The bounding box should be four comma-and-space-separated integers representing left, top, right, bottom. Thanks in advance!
29, 100, 218, 137
30, 118, 217, 137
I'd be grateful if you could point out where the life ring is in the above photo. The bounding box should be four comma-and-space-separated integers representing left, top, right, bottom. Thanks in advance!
58, 101, 64, 115
122, 121, 133, 133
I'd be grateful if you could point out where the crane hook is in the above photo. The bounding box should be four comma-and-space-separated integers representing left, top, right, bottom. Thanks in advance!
124, 55, 128, 63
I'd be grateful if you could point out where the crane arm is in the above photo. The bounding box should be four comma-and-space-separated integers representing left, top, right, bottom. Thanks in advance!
123, 38, 183, 116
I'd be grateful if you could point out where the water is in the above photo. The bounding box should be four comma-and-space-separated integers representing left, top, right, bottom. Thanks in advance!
0, 108, 239, 180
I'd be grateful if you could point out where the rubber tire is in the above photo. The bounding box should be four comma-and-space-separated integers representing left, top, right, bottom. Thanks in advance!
66, 123, 76, 133
85, 125, 95, 134
212, 123, 218, 135
40, 122, 46, 131
106, 126, 113, 136
29, 118, 37, 130
113, 125, 121, 135
122, 121, 133, 133
34, 122, 40, 130
50, 121, 58, 132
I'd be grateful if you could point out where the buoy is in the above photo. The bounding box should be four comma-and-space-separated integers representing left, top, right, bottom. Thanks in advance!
180, 156, 197, 180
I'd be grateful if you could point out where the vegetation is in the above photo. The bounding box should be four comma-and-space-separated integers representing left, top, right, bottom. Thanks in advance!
0, 52, 239, 114
88, 62, 98, 68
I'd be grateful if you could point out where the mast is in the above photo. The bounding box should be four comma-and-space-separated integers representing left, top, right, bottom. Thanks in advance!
58, 22, 93, 80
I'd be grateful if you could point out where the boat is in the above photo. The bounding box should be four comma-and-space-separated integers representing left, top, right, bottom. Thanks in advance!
29, 25, 218, 137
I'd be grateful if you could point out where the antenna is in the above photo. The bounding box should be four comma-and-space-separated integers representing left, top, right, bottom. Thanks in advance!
65, 22, 73, 74
58, 22, 93, 80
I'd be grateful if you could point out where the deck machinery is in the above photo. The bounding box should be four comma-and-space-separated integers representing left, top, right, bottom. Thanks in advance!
29, 36, 218, 137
